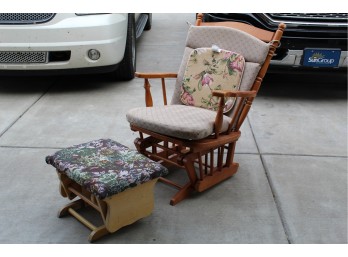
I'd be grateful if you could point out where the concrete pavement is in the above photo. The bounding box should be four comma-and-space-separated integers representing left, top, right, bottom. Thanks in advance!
0, 13, 347, 244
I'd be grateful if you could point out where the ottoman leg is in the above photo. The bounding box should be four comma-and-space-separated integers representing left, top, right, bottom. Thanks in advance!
88, 226, 109, 243
66, 207, 110, 243
56, 179, 159, 242
58, 199, 84, 218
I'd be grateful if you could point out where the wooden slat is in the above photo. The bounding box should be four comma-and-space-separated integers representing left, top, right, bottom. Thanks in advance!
161, 78, 168, 105
68, 208, 97, 231
201, 21, 274, 42
144, 79, 153, 107
135, 72, 177, 78
68, 186, 100, 211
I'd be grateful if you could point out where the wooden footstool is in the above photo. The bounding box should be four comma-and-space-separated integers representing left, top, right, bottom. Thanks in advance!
45, 139, 168, 242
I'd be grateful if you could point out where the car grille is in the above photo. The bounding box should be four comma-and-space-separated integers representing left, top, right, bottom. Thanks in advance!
0, 51, 47, 64
0, 13, 55, 24
267, 13, 348, 24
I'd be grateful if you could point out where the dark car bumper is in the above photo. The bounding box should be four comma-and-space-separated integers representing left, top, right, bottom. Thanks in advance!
202, 13, 348, 70
0, 64, 120, 77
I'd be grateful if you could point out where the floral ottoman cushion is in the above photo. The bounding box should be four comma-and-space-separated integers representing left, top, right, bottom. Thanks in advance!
45, 139, 168, 199
180, 46, 245, 113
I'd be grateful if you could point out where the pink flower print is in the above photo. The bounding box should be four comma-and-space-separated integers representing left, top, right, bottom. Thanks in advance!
194, 73, 201, 80
182, 91, 195, 106
223, 51, 233, 60
202, 73, 214, 87
224, 99, 234, 112
229, 58, 244, 72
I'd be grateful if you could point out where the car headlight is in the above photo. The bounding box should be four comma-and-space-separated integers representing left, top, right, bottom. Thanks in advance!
87, 49, 101, 61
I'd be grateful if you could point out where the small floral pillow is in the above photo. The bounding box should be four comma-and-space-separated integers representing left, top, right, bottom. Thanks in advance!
180, 47, 245, 113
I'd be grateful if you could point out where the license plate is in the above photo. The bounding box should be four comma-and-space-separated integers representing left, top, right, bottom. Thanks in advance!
303, 49, 341, 67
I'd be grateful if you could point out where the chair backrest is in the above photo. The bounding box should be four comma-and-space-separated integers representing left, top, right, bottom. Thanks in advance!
171, 17, 285, 117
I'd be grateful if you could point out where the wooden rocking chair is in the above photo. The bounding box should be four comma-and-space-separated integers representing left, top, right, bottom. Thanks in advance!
126, 14, 285, 205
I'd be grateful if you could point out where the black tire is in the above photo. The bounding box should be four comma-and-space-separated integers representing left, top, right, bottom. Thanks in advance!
144, 13, 152, 31
113, 14, 136, 81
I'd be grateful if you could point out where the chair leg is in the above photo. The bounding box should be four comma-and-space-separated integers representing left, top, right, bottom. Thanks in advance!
169, 182, 193, 206
195, 163, 239, 192
225, 142, 237, 166
167, 154, 198, 205
182, 155, 198, 185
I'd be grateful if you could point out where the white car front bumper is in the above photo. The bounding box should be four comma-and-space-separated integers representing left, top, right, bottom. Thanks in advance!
0, 13, 128, 71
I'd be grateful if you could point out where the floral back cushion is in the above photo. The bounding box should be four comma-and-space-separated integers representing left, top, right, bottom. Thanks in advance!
180, 47, 245, 113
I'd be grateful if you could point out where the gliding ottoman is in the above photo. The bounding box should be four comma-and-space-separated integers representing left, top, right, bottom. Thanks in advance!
45, 138, 168, 242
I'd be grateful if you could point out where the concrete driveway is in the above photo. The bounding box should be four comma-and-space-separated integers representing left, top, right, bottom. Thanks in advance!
0, 13, 347, 244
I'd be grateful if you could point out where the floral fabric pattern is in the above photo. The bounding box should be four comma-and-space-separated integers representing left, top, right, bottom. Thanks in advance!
180, 47, 245, 113
45, 139, 168, 199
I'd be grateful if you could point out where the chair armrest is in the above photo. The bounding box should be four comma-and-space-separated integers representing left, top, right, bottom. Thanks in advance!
212, 90, 257, 138
135, 72, 178, 79
212, 90, 257, 98
135, 72, 178, 107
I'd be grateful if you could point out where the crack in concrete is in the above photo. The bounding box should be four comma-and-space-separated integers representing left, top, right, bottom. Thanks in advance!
247, 116, 292, 244
0, 84, 54, 139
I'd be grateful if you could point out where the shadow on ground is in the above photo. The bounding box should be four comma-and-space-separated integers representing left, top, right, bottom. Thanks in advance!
261, 72, 347, 100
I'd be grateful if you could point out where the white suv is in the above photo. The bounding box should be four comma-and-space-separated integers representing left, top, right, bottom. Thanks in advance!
0, 13, 151, 80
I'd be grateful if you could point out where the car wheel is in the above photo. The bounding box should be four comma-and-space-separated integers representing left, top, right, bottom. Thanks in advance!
144, 13, 152, 30
113, 14, 136, 81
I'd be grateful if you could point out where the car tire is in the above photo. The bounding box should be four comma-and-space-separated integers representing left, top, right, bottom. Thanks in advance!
144, 13, 152, 30
113, 14, 136, 81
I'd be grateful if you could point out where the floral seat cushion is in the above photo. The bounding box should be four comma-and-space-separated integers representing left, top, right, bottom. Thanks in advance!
45, 139, 168, 199
180, 46, 245, 113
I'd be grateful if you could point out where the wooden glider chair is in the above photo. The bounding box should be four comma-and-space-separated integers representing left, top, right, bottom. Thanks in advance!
126, 14, 285, 205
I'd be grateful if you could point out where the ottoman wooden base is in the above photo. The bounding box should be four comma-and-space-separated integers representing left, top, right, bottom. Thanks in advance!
46, 139, 168, 242
58, 172, 158, 242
